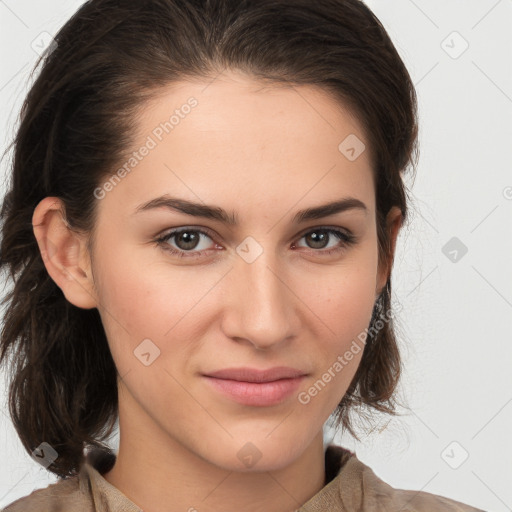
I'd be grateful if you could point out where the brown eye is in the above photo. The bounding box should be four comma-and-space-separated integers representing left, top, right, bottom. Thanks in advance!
155, 228, 217, 259
173, 230, 202, 251
294, 228, 356, 255
304, 230, 331, 249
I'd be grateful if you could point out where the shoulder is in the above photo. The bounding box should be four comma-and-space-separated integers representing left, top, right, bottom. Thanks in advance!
321, 445, 486, 512
345, 454, 485, 511
2, 469, 94, 512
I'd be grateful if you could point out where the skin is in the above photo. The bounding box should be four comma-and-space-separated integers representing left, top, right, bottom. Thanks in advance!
32, 69, 401, 512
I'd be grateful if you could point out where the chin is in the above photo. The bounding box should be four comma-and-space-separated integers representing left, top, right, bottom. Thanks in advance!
197, 429, 313, 473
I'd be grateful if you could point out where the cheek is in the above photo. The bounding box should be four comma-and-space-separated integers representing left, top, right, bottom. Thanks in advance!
328, 277, 375, 343
92, 245, 223, 370
293, 254, 377, 393
295, 272, 375, 415
298, 258, 377, 341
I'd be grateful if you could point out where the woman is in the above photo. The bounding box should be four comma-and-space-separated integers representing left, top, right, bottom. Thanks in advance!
0, 0, 485, 510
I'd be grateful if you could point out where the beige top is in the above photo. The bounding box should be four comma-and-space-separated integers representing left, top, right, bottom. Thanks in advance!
2, 444, 485, 511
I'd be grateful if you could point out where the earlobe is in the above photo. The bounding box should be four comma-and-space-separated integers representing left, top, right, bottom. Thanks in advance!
32, 197, 97, 310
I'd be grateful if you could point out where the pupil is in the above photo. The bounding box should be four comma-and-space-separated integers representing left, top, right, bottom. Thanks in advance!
177, 231, 199, 250
308, 231, 328, 249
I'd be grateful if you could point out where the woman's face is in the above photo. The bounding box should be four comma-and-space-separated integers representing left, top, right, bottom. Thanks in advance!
77, 71, 399, 471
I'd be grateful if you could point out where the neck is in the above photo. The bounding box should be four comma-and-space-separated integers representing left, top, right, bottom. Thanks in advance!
103, 422, 326, 512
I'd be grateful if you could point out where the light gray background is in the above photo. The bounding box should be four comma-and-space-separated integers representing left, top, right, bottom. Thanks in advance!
1, 1, 511, 510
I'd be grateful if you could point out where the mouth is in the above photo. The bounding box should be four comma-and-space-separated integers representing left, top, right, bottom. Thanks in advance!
202, 376, 307, 407
203, 366, 307, 382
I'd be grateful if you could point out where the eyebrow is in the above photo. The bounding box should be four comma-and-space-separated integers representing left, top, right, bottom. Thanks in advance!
133, 195, 368, 225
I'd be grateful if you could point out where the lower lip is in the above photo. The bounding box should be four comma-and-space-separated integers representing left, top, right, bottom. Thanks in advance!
203, 376, 306, 406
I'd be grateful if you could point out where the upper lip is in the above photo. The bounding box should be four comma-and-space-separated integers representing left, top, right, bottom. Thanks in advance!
203, 366, 308, 383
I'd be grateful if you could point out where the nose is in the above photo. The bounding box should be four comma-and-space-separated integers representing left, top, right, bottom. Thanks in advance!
220, 252, 298, 351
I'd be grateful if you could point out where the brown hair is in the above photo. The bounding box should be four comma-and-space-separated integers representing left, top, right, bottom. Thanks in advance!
0, 0, 418, 478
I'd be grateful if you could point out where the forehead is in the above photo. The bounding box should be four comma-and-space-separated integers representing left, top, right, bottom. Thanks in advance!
137, 71, 368, 152
100, 70, 375, 219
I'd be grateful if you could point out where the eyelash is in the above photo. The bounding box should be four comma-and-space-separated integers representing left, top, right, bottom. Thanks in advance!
153, 226, 357, 260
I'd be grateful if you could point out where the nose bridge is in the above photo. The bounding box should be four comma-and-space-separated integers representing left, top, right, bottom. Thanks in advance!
225, 242, 296, 348
244, 253, 284, 309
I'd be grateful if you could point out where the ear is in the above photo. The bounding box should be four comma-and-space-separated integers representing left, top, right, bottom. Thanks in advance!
32, 197, 97, 309
376, 205, 402, 296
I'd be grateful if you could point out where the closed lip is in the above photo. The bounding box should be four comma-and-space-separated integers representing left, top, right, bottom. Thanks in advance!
203, 366, 308, 383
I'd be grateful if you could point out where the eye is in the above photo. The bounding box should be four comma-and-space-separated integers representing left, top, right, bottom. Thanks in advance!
292, 228, 357, 256
154, 227, 218, 259
153, 226, 357, 259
